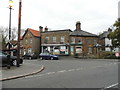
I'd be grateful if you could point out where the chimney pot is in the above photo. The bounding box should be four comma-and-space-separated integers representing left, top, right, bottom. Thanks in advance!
39, 26, 43, 32
76, 21, 81, 30
45, 26, 48, 32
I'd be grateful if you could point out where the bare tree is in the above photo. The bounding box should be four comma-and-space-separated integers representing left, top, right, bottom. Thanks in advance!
11, 27, 18, 40
0, 26, 8, 50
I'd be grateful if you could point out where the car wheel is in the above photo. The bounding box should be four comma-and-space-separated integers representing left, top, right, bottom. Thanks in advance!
12, 60, 17, 66
29, 57, 32, 60
40, 57, 43, 60
51, 57, 54, 60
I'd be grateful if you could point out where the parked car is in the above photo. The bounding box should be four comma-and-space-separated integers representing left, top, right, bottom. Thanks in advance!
22, 53, 38, 60
39, 53, 59, 60
0, 51, 23, 67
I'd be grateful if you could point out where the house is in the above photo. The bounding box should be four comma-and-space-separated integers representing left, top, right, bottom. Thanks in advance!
21, 28, 40, 56
3, 40, 18, 56
40, 26, 72, 55
70, 21, 99, 56
99, 28, 119, 52
40, 21, 101, 57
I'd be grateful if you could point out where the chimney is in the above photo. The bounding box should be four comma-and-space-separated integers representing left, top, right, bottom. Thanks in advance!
44, 26, 48, 32
76, 21, 81, 30
39, 26, 43, 32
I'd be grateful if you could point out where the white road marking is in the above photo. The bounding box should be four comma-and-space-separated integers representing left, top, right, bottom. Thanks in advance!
57, 70, 66, 73
68, 69, 75, 72
46, 72, 55, 75
76, 69, 80, 71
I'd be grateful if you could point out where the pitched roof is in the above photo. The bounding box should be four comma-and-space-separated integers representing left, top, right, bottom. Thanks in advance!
99, 30, 111, 39
29, 28, 40, 37
70, 30, 98, 37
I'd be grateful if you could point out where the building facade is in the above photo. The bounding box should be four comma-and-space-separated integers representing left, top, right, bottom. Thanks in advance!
21, 28, 40, 56
40, 22, 101, 56
41, 29, 72, 55
69, 21, 99, 56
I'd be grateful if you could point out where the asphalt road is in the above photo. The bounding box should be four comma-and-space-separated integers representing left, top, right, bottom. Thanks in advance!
2, 57, 119, 89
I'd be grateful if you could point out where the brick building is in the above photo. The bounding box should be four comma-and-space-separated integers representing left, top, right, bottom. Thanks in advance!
70, 21, 99, 56
21, 28, 40, 56
20, 21, 102, 57
40, 21, 101, 56
40, 27, 72, 55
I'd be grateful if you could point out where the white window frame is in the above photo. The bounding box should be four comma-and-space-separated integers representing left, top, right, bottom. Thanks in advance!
71, 37, 75, 43
30, 38, 32, 44
61, 36, 65, 42
26, 39, 28, 44
28, 48, 32, 54
53, 37, 56, 42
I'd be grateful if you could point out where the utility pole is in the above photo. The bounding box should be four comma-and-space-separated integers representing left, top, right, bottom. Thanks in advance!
17, 0, 22, 67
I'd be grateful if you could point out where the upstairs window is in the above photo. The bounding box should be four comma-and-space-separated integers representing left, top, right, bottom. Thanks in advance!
26, 39, 28, 44
61, 36, 65, 42
44, 37, 49, 44
71, 37, 75, 43
53, 37, 56, 42
30, 38, 32, 44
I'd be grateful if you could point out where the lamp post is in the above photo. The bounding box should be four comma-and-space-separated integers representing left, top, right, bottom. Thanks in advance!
17, 0, 22, 67
7, 0, 13, 69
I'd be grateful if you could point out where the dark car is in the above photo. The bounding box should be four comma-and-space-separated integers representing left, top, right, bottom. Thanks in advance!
0, 51, 23, 67
39, 53, 59, 60
22, 53, 38, 60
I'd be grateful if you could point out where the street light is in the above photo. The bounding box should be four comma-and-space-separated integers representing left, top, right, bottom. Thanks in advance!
7, 0, 13, 69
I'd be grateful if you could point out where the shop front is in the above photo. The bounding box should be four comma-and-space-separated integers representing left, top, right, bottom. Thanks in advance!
41, 44, 69, 55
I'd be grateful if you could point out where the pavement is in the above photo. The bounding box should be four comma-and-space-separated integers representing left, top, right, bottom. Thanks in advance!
0, 60, 45, 81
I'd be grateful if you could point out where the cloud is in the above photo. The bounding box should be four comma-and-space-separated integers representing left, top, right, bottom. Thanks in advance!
0, 0, 119, 34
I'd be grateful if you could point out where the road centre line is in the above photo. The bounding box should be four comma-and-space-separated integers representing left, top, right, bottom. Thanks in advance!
46, 72, 55, 75
19, 63, 117, 79
57, 70, 67, 73
68, 69, 75, 71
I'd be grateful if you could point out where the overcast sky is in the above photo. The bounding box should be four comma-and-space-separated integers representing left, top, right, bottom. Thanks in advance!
0, 0, 119, 34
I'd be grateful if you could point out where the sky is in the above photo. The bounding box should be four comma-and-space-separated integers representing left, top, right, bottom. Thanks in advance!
0, 0, 119, 35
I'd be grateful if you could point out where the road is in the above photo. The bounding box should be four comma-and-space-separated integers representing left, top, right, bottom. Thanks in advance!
2, 57, 119, 89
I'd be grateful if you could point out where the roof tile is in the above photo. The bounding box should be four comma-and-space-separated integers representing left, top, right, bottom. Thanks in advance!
29, 28, 40, 37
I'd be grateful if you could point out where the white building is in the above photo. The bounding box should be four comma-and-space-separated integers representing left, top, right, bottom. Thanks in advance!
100, 28, 119, 52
